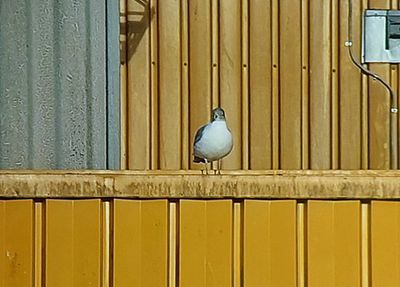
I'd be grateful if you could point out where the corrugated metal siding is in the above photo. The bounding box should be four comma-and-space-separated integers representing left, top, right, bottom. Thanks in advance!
0, 0, 118, 169
122, 0, 397, 170
2, 198, 400, 286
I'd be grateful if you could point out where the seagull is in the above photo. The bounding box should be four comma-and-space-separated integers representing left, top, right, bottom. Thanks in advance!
193, 107, 233, 174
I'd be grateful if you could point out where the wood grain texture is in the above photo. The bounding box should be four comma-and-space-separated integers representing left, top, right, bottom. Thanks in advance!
188, 0, 212, 170
158, 0, 181, 169
301, 0, 310, 169
339, 0, 362, 169
309, 0, 331, 169
3, 170, 400, 199
249, 0, 273, 169
127, 0, 151, 169
220, 0, 242, 169
279, 0, 302, 169
122, 0, 399, 170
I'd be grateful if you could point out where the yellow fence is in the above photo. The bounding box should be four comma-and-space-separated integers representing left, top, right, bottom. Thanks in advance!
1, 171, 400, 286
121, 0, 398, 170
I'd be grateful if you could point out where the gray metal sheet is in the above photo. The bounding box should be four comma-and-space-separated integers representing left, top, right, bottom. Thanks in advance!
0, 0, 116, 169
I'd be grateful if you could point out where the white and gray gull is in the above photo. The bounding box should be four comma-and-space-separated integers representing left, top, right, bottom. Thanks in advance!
193, 107, 233, 174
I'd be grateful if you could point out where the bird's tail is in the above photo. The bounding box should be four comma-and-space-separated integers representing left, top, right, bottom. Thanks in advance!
193, 156, 206, 163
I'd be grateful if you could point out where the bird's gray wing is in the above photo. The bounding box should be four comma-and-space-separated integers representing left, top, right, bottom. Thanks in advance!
194, 124, 207, 145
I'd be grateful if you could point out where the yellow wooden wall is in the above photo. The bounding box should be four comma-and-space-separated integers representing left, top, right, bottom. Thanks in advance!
120, 0, 400, 170
2, 198, 400, 286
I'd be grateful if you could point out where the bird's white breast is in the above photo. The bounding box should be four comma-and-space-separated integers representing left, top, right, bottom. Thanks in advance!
194, 121, 233, 161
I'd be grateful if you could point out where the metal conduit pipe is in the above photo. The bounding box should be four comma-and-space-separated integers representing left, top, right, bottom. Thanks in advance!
346, 0, 398, 169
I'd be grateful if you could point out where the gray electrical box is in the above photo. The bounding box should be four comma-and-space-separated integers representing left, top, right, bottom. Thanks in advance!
363, 10, 400, 63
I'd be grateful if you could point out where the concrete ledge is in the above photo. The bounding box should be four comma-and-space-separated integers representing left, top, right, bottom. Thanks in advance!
1, 170, 400, 199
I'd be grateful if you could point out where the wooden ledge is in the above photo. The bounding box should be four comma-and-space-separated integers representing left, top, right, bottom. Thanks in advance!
1, 170, 400, 199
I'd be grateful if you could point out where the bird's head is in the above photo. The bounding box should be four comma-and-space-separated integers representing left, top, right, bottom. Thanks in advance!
211, 107, 226, 121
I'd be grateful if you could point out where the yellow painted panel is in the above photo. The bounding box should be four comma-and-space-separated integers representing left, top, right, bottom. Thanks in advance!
46, 200, 102, 287
308, 201, 360, 287
113, 199, 168, 287
371, 201, 400, 286
243, 200, 297, 287
0, 200, 34, 287
180, 200, 232, 287
0, 201, 3, 287
35, 202, 43, 287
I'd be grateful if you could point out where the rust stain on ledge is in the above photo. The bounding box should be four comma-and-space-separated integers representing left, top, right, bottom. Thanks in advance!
0, 170, 400, 199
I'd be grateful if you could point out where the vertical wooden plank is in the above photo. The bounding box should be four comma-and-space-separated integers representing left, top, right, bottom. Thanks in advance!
361, 0, 369, 169
271, 0, 279, 169
150, 0, 159, 169
180, 200, 232, 287
371, 201, 400, 286
113, 199, 168, 287
308, 201, 360, 287
340, 0, 362, 169
249, 0, 272, 169
158, 0, 181, 169
309, 0, 331, 169
35, 202, 43, 287
0, 200, 34, 287
368, 1, 390, 169
46, 200, 102, 287
189, 0, 212, 170
279, 0, 302, 169
181, 0, 190, 169
301, 0, 310, 169
211, 0, 219, 110
127, 0, 151, 169
243, 200, 297, 287
331, 0, 339, 169
220, 0, 242, 169
241, 0, 249, 170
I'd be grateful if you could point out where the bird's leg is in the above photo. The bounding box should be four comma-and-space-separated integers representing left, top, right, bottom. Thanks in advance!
213, 161, 217, 175
217, 159, 221, 175
204, 159, 209, 175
